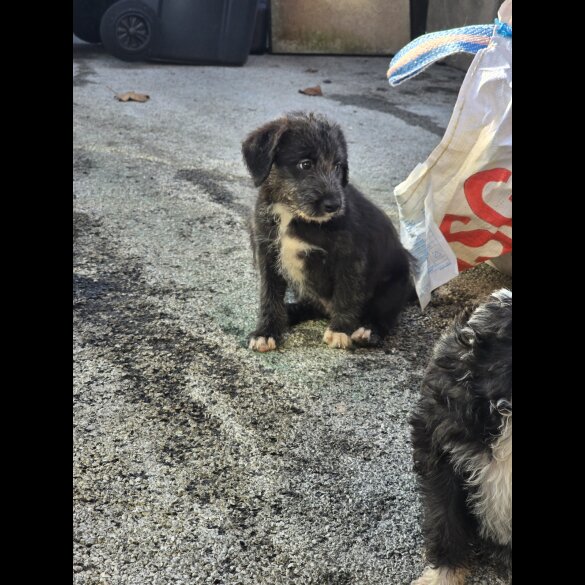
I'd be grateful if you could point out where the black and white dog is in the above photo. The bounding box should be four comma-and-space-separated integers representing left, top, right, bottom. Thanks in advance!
410, 289, 512, 584
242, 112, 412, 352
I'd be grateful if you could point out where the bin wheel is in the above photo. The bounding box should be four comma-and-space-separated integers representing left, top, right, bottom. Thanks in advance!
100, 1, 159, 62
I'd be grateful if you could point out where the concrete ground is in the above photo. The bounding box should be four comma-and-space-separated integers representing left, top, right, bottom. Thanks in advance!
73, 43, 512, 585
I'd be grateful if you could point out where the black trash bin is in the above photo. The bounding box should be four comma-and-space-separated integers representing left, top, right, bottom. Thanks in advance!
74, 0, 259, 65
73, 0, 118, 43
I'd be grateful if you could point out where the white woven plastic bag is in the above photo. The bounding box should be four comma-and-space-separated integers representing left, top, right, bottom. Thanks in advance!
388, 1, 512, 308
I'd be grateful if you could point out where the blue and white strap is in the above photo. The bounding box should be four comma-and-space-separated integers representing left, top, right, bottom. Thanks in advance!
387, 20, 512, 87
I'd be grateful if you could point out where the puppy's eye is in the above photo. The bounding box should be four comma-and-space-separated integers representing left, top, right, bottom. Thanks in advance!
298, 160, 313, 170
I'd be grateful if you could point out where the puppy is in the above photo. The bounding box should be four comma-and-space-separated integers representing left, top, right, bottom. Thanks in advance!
410, 289, 512, 585
242, 112, 412, 352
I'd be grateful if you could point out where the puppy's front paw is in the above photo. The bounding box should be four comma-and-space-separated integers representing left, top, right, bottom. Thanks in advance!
249, 336, 277, 352
323, 329, 352, 349
411, 567, 468, 585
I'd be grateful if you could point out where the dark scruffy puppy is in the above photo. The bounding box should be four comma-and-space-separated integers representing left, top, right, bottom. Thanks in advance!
410, 289, 512, 585
242, 112, 412, 352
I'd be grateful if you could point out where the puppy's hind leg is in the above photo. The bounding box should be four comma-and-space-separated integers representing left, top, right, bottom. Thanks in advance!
350, 282, 408, 347
368, 271, 412, 339
322, 270, 365, 349
350, 326, 377, 346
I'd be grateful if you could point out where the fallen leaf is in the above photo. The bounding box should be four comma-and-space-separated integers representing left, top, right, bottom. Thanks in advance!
115, 91, 150, 103
299, 85, 323, 96
305, 68, 319, 73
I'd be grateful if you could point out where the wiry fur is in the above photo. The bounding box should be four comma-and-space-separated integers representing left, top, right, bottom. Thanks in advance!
242, 112, 413, 351
410, 289, 512, 584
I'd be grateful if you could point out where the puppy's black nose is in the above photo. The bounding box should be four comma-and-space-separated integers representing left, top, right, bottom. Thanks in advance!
323, 199, 340, 213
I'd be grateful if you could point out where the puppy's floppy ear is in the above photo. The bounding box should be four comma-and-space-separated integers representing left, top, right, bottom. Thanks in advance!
340, 164, 349, 187
330, 123, 349, 187
242, 118, 288, 187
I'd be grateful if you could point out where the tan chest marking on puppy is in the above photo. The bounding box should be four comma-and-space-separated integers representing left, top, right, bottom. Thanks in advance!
271, 203, 323, 292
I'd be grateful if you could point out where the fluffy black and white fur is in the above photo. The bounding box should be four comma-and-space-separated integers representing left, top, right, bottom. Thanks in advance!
242, 112, 412, 352
410, 289, 512, 585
